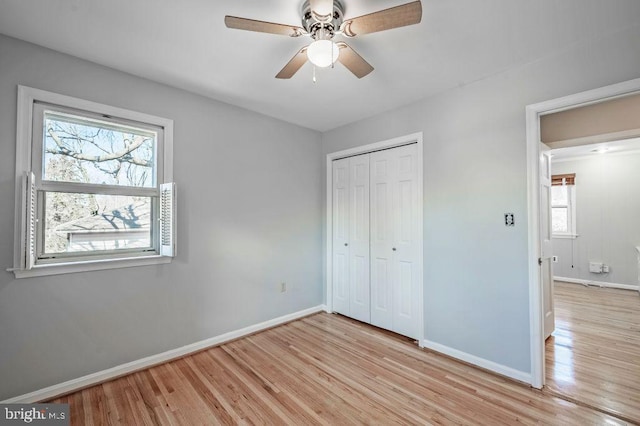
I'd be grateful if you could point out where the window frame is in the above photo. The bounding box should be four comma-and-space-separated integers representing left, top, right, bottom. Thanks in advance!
12, 86, 174, 278
551, 183, 577, 239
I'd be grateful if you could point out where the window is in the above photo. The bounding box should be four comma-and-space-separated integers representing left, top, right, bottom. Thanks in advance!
12, 86, 175, 278
551, 173, 576, 238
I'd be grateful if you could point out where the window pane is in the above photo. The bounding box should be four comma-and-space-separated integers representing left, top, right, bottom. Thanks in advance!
552, 207, 569, 233
551, 185, 568, 205
43, 111, 156, 187
43, 192, 152, 254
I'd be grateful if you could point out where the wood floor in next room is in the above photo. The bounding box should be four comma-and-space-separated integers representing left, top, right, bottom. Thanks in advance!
545, 281, 640, 423
50, 313, 630, 425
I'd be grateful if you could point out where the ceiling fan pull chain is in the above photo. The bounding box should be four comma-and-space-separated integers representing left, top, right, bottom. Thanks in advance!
313, 65, 317, 83
331, 41, 335, 69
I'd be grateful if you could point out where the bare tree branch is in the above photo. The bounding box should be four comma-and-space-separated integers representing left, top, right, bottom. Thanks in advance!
46, 127, 152, 167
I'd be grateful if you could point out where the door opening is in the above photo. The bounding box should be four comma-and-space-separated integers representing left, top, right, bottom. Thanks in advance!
526, 77, 640, 389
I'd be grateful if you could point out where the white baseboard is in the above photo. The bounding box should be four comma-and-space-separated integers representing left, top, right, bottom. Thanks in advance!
555, 276, 639, 291
421, 339, 532, 385
2, 305, 325, 404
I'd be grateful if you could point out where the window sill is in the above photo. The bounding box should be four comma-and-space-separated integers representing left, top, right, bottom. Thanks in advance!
11, 255, 172, 279
552, 234, 578, 240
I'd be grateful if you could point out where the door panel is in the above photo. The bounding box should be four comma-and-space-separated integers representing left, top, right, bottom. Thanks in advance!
390, 145, 420, 339
371, 144, 420, 339
374, 182, 388, 241
354, 186, 367, 240
399, 180, 412, 242
352, 254, 368, 308
398, 261, 413, 317
334, 253, 349, 305
540, 143, 555, 339
332, 158, 350, 315
373, 258, 390, 311
370, 155, 394, 330
349, 154, 370, 322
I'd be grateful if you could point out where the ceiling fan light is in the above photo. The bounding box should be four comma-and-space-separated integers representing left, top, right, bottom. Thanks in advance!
307, 40, 340, 68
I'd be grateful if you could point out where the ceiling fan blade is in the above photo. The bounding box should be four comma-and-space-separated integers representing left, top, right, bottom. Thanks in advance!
225, 16, 306, 37
336, 42, 374, 78
310, 0, 334, 21
276, 47, 309, 79
341, 1, 422, 37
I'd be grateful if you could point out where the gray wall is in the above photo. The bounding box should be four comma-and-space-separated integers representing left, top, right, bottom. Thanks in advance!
0, 35, 323, 400
3, 18, 640, 400
552, 153, 640, 286
322, 25, 640, 373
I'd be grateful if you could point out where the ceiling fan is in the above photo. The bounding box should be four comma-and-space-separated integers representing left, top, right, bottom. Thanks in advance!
225, 0, 422, 79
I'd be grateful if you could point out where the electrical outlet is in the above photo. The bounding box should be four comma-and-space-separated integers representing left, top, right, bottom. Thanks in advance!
280, 282, 286, 293
589, 262, 603, 273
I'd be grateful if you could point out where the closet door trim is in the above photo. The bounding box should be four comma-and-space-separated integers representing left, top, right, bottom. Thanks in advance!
325, 132, 424, 345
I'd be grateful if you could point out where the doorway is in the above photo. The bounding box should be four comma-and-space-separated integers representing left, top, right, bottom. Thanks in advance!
526, 78, 640, 419
545, 138, 640, 422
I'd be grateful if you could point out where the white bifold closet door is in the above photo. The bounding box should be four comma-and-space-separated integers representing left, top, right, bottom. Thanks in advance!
332, 154, 371, 323
332, 144, 420, 339
370, 144, 420, 338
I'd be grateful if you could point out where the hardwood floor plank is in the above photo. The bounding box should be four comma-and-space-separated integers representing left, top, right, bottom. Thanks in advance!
244, 334, 367, 424
177, 357, 240, 425
271, 328, 428, 424
49, 310, 632, 425
545, 282, 640, 423
201, 349, 287, 424
279, 320, 486, 424
220, 342, 331, 425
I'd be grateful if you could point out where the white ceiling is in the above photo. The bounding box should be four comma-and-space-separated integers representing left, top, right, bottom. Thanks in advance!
1, 0, 640, 132
552, 137, 640, 161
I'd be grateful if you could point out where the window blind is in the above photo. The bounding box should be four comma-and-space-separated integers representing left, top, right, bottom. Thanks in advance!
551, 173, 575, 186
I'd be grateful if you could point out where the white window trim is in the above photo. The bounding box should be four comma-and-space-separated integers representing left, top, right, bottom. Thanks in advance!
13, 256, 172, 279
11, 86, 175, 278
552, 234, 578, 239
551, 184, 577, 238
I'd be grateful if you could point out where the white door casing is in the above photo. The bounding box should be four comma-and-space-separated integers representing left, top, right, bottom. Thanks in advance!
539, 143, 555, 339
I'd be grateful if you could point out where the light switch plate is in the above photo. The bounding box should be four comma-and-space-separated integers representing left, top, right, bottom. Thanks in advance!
505, 213, 515, 226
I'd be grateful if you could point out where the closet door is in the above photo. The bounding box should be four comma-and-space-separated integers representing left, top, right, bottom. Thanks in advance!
370, 144, 420, 339
332, 154, 370, 322
348, 154, 370, 322
332, 158, 350, 316
370, 152, 394, 330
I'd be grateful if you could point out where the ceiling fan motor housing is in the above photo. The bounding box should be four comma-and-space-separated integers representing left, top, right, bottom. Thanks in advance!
301, 0, 345, 40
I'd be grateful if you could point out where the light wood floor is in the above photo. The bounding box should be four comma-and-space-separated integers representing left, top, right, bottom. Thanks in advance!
50, 312, 630, 425
545, 281, 640, 423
